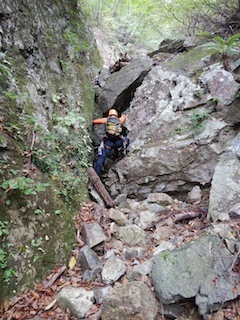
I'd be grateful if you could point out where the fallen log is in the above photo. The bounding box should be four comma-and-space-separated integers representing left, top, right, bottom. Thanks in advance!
174, 211, 201, 223
87, 167, 115, 208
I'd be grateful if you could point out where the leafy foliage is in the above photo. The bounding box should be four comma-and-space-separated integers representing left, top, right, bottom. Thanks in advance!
1, 176, 49, 195
201, 33, 240, 70
25, 109, 92, 204
0, 57, 12, 79
190, 110, 212, 134
79, 0, 240, 54
0, 221, 18, 284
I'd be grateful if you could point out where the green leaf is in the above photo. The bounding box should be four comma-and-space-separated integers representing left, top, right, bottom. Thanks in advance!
11, 181, 20, 189
18, 179, 26, 190
226, 32, 240, 46
24, 189, 34, 195
33, 255, 39, 263
1, 181, 10, 189
214, 36, 224, 45
19, 243, 24, 253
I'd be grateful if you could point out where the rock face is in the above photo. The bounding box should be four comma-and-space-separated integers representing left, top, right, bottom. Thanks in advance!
0, 0, 101, 301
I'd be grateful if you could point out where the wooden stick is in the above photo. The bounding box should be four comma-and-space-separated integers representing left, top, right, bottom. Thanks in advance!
87, 167, 115, 208
174, 211, 201, 223
44, 265, 66, 288
45, 299, 57, 311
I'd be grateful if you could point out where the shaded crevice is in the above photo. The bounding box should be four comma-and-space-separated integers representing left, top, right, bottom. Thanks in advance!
111, 70, 150, 114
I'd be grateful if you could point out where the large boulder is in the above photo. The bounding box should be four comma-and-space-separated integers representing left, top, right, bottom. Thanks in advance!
152, 235, 240, 315
95, 56, 153, 114
105, 63, 240, 200
208, 133, 240, 222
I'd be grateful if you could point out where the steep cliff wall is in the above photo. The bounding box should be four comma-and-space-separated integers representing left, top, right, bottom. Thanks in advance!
0, 0, 102, 301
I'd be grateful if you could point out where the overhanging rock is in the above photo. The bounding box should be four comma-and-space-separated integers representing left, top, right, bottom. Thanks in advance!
96, 56, 153, 114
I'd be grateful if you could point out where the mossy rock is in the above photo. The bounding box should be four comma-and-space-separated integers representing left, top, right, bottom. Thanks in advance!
163, 46, 218, 75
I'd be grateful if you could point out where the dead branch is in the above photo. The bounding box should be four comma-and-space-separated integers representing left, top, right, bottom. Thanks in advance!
44, 265, 66, 288
87, 167, 115, 208
174, 211, 202, 223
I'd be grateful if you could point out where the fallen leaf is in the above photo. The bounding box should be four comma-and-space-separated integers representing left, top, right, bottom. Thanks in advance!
31, 300, 38, 310
68, 256, 77, 270
31, 291, 40, 300
45, 299, 57, 311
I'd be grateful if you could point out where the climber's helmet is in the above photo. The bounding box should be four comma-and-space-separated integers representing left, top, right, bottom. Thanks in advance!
108, 109, 118, 117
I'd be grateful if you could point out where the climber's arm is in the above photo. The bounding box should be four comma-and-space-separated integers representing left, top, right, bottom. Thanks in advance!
93, 118, 107, 125
119, 114, 126, 124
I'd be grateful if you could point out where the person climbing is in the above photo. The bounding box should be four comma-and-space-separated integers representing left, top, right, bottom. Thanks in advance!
92, 108, 129, 175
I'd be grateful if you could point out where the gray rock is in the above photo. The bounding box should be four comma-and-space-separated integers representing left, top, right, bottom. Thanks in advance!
187, 185, 202, 204
229, 203, 240, 218
98, 65, 109, 87
82, 267, 102, 282
152, 225, 173, 242
94, 286, 110, 304
147, 192, 174, 205
0, 132, 8, 148
101, 282, 158, 320
112, 240, 123, 250
139, 200, 165, 213
153, 241, 175, 255
108, 207, 128, 226
126, 259, 153, 281
113, 193, 130, 208
88, 184, 105, 207
158, 39, 185, 53
81, 222, 107, 248
210, 223, 237, 254
106, 63, 240, 200
139, 210, 156, 229
208, 152, 240, 222
96, 56, 152, 113
117, 225, 146, 245
152, 235, 240, 315
124, 246, 146, 260
200, 64, 240, 107
102, 255, 126, 284
78, 245, 102, 272
57, 286, 94, 319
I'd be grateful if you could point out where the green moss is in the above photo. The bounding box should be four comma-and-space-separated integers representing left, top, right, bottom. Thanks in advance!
163, 46, 217, 73
0, 0, 103, 303
0, 186, 75, 301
